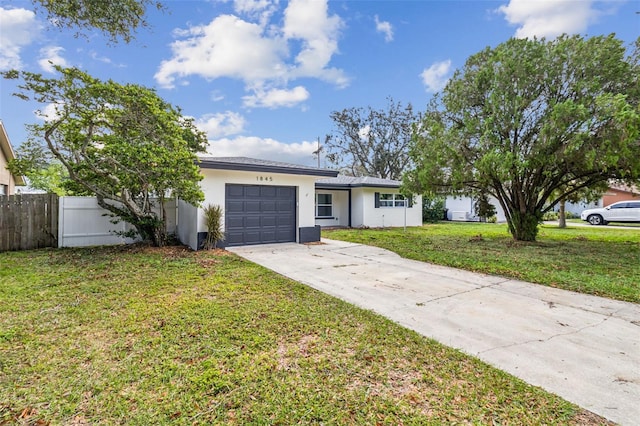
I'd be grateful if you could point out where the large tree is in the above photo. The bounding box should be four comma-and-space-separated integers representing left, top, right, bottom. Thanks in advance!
31, 0, 164, 43
405, 35, 640, 241
3, 66, 206, 246
325, 97, 421, 180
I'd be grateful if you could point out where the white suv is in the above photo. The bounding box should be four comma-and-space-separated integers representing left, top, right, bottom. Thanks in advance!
581, 201, 640, 225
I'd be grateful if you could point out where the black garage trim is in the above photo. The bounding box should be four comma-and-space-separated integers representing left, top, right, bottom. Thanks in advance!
225, 184, 296, 247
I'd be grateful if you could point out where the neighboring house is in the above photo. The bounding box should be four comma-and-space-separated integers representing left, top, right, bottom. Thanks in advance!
0, 121, 26, 195
602, 184, 640, 207
315, 176, 422, 228
558, 184, 639, 216
178, 157, 338, 250
447, 183, 640, 219
445, 195, 507, 222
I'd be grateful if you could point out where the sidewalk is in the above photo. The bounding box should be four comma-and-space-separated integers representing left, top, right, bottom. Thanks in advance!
229, 239, 640, 425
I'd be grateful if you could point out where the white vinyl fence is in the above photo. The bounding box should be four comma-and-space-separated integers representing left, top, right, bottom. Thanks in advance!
58, 196, 176, 248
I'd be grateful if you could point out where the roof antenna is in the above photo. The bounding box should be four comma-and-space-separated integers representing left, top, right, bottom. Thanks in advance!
312, 136, 323, 168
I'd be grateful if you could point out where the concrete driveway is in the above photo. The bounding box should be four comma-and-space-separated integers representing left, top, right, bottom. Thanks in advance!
228, 239, 640, 425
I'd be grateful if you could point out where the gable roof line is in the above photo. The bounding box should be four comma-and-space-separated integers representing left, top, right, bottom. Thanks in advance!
315, 182, 401, 189
198, 156, 338, 178
315, 176, 402, 189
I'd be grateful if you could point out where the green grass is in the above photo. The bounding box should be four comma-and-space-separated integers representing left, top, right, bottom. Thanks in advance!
0, 245, 610, 425
324, 222, 640, 303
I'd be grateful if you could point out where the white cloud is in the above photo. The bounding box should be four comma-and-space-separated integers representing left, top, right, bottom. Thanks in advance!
234, 0, 273, 14
420, 59, 452, 93
156, 0, 347, 108
155, 14, 287, 88
282, 0, 347, 85
242, 86, 309, 108
0, 7, 40, 70
36, 102, 65, 122
233, 0, 278, 25
38, 46, 68, 73
358, 124, 371, 141
497, 0, 600, 38
206, 135, 319, 166
195, 111, 246, 138
374, 15, 393, 42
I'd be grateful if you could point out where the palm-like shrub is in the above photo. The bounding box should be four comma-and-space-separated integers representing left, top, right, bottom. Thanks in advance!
203, 204, 224, 249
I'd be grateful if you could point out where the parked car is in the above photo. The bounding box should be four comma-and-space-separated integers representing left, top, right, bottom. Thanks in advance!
580, 201, 640, 225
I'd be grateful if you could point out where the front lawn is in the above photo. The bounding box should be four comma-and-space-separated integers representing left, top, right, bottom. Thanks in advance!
324, 222, 640, 303
0, 246, 608, 424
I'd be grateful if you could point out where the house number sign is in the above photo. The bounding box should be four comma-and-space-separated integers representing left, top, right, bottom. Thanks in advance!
256, 176, 274, 182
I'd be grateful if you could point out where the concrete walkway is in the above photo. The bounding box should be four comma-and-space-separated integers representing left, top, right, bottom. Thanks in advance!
228, 239, 640, 425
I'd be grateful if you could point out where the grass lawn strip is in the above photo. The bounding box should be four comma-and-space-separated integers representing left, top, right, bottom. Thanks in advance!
324, 223, 640, 303
0, 245, 611, 424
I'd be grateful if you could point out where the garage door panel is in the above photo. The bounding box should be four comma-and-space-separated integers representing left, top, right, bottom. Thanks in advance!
225, 184, 296, 247
276, 187, 293, 198
259, 201, 275, 212
260, 230, 276, 242
244, 216, 260, 228
277, 216, 293, 226
242, 231, 261, 245
245, 186, 261, 197
261, 186, 277, 197
226, 200, 245, 213
226, 185, 244, 197
226, 216, 245, 228
277, 200, 293, 211
225, 232, 245, 245
243, 201, 261, 213
261, 216, 277, 227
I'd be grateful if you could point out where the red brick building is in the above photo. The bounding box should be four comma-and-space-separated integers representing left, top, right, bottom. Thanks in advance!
602, 184, 640, 207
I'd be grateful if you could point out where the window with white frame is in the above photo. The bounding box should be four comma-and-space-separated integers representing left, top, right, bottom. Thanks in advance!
0, 184, 7, 196
378, 193, 406, 207
316, 193, 333, 217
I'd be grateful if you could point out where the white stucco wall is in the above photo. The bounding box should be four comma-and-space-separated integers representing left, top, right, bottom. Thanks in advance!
351, 188, 365, 227
353, 187, 422, 228
445, 195, 506, 222
198, 168, 319, 240
315, 189, 349, 227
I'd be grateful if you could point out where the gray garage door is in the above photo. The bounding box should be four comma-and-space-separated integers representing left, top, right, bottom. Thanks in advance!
225, 184, 296, 247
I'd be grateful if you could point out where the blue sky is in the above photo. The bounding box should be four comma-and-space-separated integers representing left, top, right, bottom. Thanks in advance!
1, 0, 638, 167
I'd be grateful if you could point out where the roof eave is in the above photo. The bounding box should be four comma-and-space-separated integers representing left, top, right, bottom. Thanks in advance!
199, 159, 338, 177
352, 183, 401, 189
315, 182, 401, 189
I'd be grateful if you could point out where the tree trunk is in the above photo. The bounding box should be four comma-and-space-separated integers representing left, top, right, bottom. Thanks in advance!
151, 225, 167, 247
134, 217, 167, 247
558, 199, 566, 229
507, 211, 540, 241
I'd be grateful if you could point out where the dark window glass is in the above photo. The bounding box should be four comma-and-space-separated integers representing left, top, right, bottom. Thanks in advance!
317, 194, 332, 204
317, 206, 332, 217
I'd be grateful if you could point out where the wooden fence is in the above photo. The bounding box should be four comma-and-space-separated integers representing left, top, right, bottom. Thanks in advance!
0, 194, 59, 252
